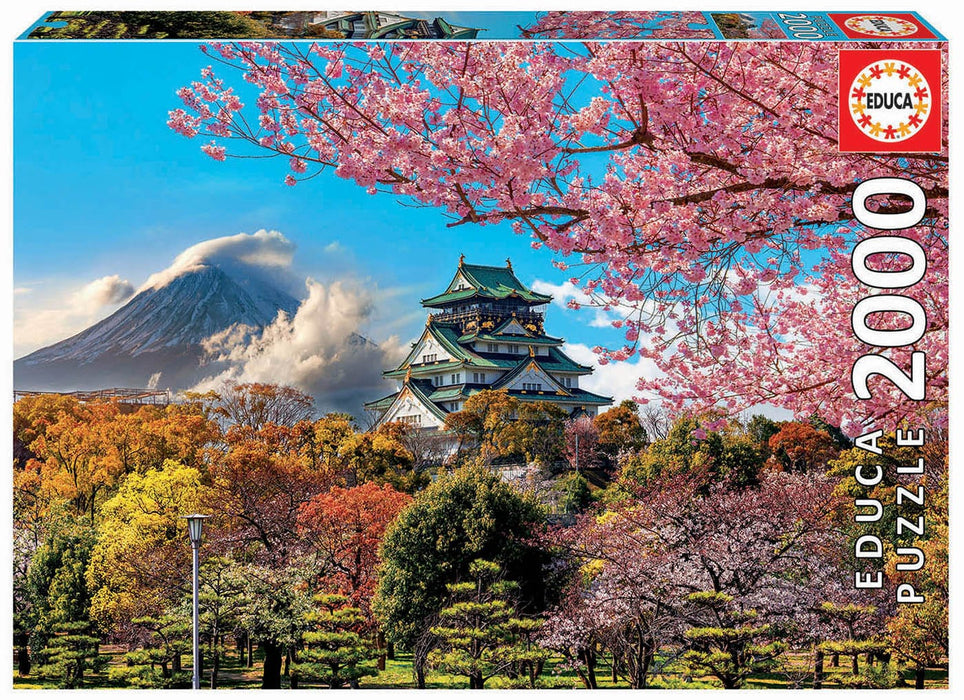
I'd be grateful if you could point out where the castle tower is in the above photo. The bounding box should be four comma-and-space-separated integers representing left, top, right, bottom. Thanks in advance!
365, 258, 612, 429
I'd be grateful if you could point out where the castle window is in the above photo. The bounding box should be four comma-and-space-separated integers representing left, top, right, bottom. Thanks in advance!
487, 343, 498, 353
522, 382, 543, 392
421, 353, 437, 364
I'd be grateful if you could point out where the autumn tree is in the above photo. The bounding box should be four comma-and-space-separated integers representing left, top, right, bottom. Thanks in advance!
28, 401, 125, 525
86, 462, 209, 639
171, 39, 947, 436
211, 381, 315, 430
373, 466, 550, 688
208, 424, 329, 566
311, 413, 356, 470
337, 427, 426, 492
31, 10, 273, 39
494, 401, 568, 467
767, 422, 840, 472
297, 483, 411, 623
594, 400, 648, 464
443, 390, 518, 462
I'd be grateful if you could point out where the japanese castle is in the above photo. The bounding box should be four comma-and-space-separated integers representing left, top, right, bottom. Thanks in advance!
366, 257, 612, 430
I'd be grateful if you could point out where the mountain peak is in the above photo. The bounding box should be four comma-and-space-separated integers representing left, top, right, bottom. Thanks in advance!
15, 263, 301, 391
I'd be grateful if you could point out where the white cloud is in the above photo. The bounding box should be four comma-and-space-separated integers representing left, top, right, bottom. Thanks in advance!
530, 278, 622, 328
71, 274, 134, 312
140, 229, 295, 292
193, 279, 406, 414
564, 342, 663, 410
14, 274, 135, 356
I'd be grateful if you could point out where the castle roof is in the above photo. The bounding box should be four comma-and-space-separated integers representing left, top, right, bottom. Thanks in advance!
421, 261, 552, 308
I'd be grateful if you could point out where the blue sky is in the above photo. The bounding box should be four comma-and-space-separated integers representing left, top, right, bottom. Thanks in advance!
13, 37, 642, 400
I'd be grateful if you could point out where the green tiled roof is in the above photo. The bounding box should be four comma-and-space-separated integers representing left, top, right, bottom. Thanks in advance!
475, 346, 592, 373
422, 263, 552, 307
364, 392, 399, 411
460, 331, 564, 346
427, 386, 469, 402
387, 333, 592, 378
549, 388, 613, 405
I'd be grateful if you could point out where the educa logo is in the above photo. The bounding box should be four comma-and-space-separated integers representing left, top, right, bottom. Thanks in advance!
849, 60, 929, 142
844, 15, 919, 37
838, 50, 942, 153
829, 13, 936, 40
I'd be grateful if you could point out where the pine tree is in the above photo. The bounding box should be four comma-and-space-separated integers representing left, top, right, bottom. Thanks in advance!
35, 621, 106, 688
109, 614, 191, 688
429, 559, 546, 688
291, 594, 378, 688
681, 592, 785, 689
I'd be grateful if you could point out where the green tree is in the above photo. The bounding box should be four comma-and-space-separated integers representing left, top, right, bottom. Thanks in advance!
25, 524, 96, 660
373, 465, 550, 688
621, 417, 763, 488
745, 414, 781, 459
292, 594, 379, 688
236, 564, 312, 689
559, 471, 593, 514
681, 591, 785, 689
34, 621, 106, 689
429, 559, 546, 689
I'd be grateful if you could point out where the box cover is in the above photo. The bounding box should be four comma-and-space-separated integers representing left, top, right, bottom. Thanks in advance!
11, 9, 948, 691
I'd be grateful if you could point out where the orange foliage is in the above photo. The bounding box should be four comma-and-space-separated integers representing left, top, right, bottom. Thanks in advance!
298, 483, 411, 623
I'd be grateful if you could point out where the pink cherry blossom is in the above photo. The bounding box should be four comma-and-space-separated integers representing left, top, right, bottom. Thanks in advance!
170, 37, 948, 435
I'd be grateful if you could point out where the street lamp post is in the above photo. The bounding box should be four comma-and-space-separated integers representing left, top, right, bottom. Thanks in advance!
183, 514, 209, 690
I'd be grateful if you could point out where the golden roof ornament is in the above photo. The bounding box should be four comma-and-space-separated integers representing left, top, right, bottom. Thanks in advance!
529, 345, 535, 357
505, 257, 513, 270
405, 367, 412, 382
459, 253, 465, 266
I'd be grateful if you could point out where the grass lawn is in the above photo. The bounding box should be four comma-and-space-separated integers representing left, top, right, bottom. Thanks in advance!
14, 646, 948, 690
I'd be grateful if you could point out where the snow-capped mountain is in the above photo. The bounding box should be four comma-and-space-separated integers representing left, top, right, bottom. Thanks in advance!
14, 264, 302, 392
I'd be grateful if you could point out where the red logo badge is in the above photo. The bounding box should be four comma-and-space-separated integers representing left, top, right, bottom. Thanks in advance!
838, 50, 942, 153
830, 13, 936, 40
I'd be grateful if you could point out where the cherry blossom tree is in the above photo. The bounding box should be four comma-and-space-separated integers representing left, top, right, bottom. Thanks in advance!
519, 11, 714, 39
170, 38, 947, 434
543, 469, 845, 687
